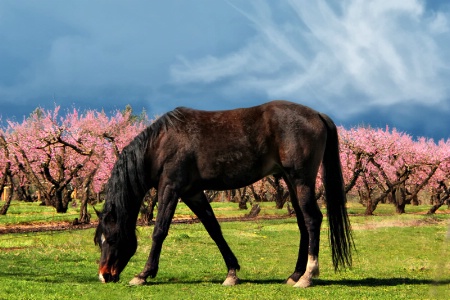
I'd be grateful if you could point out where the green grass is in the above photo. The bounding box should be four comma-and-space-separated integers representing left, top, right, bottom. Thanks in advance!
0, 209, 449, 299
0, 201, 82, 226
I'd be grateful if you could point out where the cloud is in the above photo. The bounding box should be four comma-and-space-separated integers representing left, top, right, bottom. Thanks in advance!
0, 1, 250, 111
170, 0, 450, 117
0, 0, 448, 140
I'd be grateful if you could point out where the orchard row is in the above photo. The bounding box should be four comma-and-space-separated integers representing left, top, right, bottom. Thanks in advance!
0, 106, 449, 219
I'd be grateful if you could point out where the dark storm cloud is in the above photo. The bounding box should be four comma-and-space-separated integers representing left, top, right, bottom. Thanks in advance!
0, 0, 250, 115
341, 103, 450, 142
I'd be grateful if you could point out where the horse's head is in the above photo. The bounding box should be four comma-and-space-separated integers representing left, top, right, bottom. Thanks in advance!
94, 206, 137, 283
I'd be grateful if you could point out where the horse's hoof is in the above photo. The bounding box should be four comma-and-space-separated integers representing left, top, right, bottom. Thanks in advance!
129, 276, 146, 286
285, 277, 297, 286
293, 277, 312, 288
222, 275, 240, 286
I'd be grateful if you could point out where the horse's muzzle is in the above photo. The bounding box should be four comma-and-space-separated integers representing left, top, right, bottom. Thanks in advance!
99, 272, 120, 283
98, 264, 120, 283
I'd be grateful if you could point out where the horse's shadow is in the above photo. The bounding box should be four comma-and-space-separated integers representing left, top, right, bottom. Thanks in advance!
312, 277, 450, 287
2, 270, 448, 287
237, 278, 450, 287
145, 277, 450, 287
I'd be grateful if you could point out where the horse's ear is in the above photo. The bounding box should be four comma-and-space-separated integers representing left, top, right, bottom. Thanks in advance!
100, 204, 117, 223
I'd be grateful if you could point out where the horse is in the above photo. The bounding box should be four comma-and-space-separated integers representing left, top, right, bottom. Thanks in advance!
94, 100, 353, 288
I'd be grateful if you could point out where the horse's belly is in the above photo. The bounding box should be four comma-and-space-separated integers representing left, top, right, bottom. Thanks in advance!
197, 154, 278, 190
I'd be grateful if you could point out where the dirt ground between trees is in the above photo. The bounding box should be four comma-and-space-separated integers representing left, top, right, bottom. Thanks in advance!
1, 210, 448, 235
0, 215, 294, 235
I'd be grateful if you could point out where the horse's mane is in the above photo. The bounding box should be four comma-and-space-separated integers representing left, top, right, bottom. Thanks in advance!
101, 108, 185, 237
146, 107, 186, 146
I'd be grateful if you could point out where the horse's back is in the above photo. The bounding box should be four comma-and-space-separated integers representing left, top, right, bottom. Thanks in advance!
154, 101, 327, 191
171, 100, 325, 154
174, 100, 323, 133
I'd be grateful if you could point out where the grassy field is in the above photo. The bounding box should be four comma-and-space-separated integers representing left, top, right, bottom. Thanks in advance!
0, 202, 449, 299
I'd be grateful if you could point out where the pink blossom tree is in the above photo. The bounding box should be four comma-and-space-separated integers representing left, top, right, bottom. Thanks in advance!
2, 106, 148, 218
339, 126, 447, 214
426, 139, 450, 214
67, 108, 148, 222
5, 107, 93, 213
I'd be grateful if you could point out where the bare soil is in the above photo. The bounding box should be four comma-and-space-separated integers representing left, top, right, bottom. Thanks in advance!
0, 215, 293, 235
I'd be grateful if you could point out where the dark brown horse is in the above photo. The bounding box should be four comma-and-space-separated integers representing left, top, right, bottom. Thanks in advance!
94, 100, 353, 288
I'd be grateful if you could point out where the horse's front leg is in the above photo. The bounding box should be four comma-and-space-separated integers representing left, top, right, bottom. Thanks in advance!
129, 185, 178, 285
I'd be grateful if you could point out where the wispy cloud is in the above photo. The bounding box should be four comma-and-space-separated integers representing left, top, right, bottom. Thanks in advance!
170, 0, 450, 117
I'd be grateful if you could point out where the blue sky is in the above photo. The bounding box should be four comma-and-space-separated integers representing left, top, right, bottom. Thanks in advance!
0, 0, 449, 140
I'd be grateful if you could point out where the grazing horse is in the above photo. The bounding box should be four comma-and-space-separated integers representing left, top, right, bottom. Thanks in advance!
94, 100, 353, 288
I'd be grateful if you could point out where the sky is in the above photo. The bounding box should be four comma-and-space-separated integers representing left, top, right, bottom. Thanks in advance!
0, 0, 449, 140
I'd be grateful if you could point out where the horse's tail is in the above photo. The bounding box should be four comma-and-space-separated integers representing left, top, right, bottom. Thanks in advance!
319, 113, 354, 271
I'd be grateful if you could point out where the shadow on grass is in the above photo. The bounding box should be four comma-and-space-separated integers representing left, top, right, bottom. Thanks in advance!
158, 277, 450, 287
0, 270, 99, 284
314, 277, 450, 287
127, 277, 450, 287
241, 277, 450, 287
1, 270, 449, 288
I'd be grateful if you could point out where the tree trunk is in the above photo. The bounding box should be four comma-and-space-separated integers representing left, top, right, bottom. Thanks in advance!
140, 190, 157, 225
364, 198, 375, 215
267, 176, 289, 209
411, 193, 419, 206
427, 202, 442, 214
226, 190, 234, 202
286, 202, 295, 215
0, 190, 13, 215
364, 193, 388, 216
204, 190, 219, 203
140, 199, 157, 225
426, 191, 449, 214
42, 194, 52, 207
427, 182, 450, 214
248, 184, 262, 202
395, 202, 407, 214
430, 188, 439, 205
359, 189, 377, 215
79, 203, 90, 224
16, 185, 34, 202
236, 187, 248, 210
246, 204, 261, 218
0, 162, 12, 215
79, 188, 91, 224
52, 189, 70, 213
78, 169, 98, 223
0, 174, 14, 215
393, 183, 407, 214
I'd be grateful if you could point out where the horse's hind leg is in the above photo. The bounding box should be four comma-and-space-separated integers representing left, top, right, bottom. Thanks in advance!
285, 181, 309, 285
287, 180, 322, 288
183, 192, 240, 286
295, 182, 322, 288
